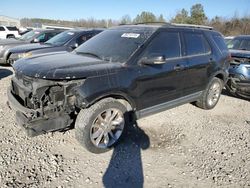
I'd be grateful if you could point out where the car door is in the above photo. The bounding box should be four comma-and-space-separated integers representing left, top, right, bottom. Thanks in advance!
182, 31, 212, 94
134, 30, 189, 110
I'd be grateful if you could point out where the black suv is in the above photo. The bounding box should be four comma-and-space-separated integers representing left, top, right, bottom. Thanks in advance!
7, 23, 230, 153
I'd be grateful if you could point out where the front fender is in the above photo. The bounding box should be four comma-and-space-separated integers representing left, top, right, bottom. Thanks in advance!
74, 74, 136, 110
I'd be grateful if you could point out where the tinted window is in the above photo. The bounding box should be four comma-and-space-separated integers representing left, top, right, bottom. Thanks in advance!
76, 33, 93, 46
46, 32, 59, 40
184, 33, 211, 56
6, 26, 18, 31
36, 33, 46, 42
212, 34, 228, 53
142, 32, 181, 59
0, 26, 5, 31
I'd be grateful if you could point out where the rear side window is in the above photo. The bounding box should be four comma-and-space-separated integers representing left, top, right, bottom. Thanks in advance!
142, 31, 181, 59
0, 26, 5, 31
184, 33, 211, 56
6, 26, 18, 31
212, 34, 228, 53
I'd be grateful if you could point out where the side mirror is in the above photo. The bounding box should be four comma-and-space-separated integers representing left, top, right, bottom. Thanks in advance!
139, 55, 166, 65
33, 38, 39, 43
70, 43, 79, 49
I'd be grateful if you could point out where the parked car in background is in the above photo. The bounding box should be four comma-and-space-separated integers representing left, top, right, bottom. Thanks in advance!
0, 29, 63, 65
0, 26, 20, 39
226, 35, 250, 98
7, 29, 103, 64
224, 36, 235, 48
7, 23, 230, 153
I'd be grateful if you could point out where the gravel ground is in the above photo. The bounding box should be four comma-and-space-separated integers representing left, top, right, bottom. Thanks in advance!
0, 66, 250, 188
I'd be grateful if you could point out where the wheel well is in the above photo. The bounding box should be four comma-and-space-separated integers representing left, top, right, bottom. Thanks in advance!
215, 73, 224, 82
89, 95, 134, 112
6, 34, 14, 38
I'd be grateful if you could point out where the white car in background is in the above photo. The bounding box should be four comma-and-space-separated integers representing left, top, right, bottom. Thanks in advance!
0, 26, 20, 39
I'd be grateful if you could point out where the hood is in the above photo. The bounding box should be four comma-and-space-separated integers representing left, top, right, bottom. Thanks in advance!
0, 38, 27, 46
229, 49, 250, 59
13, 52, 123, 80
9, 43, 52, 53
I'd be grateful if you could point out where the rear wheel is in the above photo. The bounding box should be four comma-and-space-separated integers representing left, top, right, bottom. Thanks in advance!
75, 98, 128, 153
195, 77, 223, 110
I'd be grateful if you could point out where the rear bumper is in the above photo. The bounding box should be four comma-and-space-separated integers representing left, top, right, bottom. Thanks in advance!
7, 87, 73, 137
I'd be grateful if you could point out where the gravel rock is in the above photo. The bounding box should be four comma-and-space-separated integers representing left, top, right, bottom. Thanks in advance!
0, 66, 250, 187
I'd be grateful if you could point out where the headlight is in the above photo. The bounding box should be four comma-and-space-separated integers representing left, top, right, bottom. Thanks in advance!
18, 52, 32, 59
0, 45, 4, 51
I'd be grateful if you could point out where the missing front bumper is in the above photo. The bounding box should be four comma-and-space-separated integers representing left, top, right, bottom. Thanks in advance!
7, 87, 73, 137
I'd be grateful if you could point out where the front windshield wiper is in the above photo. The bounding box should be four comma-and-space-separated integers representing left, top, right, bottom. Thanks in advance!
76, 51, 102, 60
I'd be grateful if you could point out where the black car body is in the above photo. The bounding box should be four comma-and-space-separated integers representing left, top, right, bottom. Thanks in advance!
7, 29, 104, 65
7, 24, 230, 153
0, 29, 63, 64
226, 35, 250, 98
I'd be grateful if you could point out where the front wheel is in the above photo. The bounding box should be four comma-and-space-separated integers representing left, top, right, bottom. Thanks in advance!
75, 98, 128, 153
195, 77, 223, 110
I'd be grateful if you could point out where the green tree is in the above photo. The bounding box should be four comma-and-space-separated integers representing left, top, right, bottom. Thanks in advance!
171, 8, 189, 23
133, 11, 157, 23
189, 4, 207, 25
120, 15, 132, 24
158, 14, 166, 22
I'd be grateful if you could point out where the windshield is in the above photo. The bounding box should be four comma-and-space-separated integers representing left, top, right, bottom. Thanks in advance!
45, 31, 76, 46
75, 29, 153, 63
229, 38, 250, 51
19, 30, 39, 41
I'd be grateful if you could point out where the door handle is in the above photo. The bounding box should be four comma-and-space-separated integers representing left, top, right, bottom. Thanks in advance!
174, 64, 185, 71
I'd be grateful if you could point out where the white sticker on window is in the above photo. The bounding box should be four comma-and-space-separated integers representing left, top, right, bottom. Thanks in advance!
67, 32, 75, 35
121, 33, 140, 38
34, 31, 40, 34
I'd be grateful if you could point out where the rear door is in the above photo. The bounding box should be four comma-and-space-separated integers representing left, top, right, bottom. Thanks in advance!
182, 31, 212, 94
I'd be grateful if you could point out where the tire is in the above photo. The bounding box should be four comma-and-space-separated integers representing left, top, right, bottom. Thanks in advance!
75, 98, 128, 153
6, 35, 14, 39
195, 77, 223, 110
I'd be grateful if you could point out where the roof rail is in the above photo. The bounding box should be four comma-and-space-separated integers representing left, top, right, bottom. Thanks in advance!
119, 22, 171, 26
171, 23, 213, 30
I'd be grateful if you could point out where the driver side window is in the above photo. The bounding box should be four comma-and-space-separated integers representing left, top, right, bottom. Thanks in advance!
142, 31, 181, 59
35, 33, 46, 42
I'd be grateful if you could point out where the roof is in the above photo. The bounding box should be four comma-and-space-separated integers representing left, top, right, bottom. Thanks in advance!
234, 35, 250, 39
115, 22, 214, 31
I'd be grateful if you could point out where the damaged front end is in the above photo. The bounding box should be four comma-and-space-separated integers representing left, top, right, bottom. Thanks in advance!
227, 57, 250, 98
7, 72, 84, 137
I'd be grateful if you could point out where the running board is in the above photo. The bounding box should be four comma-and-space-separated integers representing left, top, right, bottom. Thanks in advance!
136, 91, 202, 119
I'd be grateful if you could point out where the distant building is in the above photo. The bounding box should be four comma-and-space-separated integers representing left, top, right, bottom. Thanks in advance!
41, 24, 73, 30
0, 15, 20, 27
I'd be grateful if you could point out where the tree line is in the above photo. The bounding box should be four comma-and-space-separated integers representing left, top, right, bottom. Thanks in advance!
20, 3, 250, 36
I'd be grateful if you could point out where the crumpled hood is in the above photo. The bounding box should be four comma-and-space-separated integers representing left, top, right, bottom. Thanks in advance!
230, 49, 250, 59
0, 38, 27, 45
9, 43, 52, 53
13, 52, 123, 80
